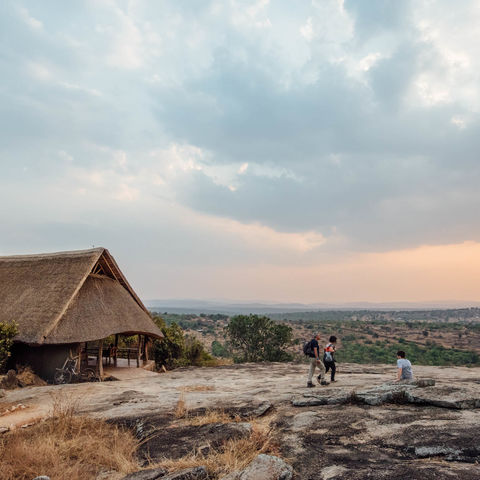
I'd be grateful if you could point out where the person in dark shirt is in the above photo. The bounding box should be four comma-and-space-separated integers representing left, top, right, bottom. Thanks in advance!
307, 333, 328, 387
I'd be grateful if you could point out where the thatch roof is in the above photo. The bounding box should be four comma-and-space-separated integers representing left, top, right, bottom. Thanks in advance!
0, 248, 163, 345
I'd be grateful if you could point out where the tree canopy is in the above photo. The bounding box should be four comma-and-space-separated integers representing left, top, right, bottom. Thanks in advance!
225, 314, 293, 362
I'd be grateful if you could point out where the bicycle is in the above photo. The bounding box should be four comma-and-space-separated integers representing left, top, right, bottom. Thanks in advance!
54, 354, 99, 384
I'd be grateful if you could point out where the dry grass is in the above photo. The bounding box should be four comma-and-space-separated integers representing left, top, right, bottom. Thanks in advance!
0, 394, 139, 480
184, 409, 240, 426
162, 395, 280, 477
178, 385, 215, 392
174, 391, 239, 426
16, 365, 47, 387
175, 392, 188, 419
152, 421, 279, 478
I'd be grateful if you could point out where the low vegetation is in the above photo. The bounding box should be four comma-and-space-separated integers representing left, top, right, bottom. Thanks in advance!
225, 314, 293, 362
152, 315, 217, 369
155, 394, 279, 478
155, 309, 480, 367
0, 389, 280, 480
152, 423, 278, 478
0, 395, 138, 480
337, 338, 480, 366
0, 321, 18, 373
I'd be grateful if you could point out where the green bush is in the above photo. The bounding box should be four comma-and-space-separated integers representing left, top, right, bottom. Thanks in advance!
0, 321, 18, 373
336, 338, 480, 366
153, 322, 186, 368
152, 316, 213, 369
184, 336, 213, 366
211, 340, 230, 358
225, 314, 293, 363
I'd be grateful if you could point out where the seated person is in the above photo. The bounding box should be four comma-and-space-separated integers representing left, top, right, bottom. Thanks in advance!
396, 350, 413, 382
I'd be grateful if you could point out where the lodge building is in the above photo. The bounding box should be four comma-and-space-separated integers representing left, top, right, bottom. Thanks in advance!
0, 248, 163, 380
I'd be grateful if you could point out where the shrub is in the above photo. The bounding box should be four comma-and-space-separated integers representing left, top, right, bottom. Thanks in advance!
184, 336, 213, 366
225, 315, 293, 363
0, 321, 18, 373
153, 322, 186, 368
211, 340, 230, 358
152, 317, 214, 369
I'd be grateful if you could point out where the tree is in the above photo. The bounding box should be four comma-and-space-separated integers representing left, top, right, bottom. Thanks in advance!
0, 321, 18, 373
225, 314, 293, 363
153, 322, 186, 368
211, 340, 230, 358
152, 316, 213, 368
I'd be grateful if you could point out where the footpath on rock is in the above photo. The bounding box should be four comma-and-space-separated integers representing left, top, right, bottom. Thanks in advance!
2, 362, 480, 479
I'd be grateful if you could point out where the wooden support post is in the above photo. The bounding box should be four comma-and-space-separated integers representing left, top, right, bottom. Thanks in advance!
144, 336, 149, 363
77, 343, 82, 374
114, 334, 119, 367
136, 334, 141, 368
97, 339, 104, 380
127, 348, 130, 366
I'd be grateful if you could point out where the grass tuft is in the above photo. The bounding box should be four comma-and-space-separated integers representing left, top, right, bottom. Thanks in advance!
175, 392, 188, 419
152, 422, 279, 478
0, 393, 138, 480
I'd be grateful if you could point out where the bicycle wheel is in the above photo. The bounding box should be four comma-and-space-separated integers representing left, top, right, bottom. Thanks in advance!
54, 369, 72, 385
84, 368, 99, 382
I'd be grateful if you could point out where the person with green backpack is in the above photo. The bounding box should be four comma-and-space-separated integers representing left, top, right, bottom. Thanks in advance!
304, 333, 328, 387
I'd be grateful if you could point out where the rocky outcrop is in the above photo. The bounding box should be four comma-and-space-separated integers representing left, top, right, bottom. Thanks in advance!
292, 379, 480, 409
122, 467, 207, 480
220, 454, 293, 480
122, 467, 168, 480
1, 370, 19, 389
119, 416, 252, 462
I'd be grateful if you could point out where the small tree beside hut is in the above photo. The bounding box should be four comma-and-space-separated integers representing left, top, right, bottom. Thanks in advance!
0, 321, 18, 373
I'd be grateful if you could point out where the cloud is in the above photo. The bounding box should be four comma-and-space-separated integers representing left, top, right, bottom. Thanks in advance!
2, 0, 480, 301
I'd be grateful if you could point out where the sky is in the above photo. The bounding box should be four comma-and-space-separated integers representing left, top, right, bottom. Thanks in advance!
1, 0, 480, 304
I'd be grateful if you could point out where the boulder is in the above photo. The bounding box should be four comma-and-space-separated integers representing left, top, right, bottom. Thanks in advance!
161, 467, 208, 480
229, 401, 274, 419
292, 390, 352, 407
220, 454, 293, 480
290, 379, 480, 410
405, 386, 480, 409
353, 383, 415, 406
138, 421, 252, 461
1, 370, 19, 389
250, 401, 273, 418
122, 467, 168, 480
122, 467, 208, 480
413, 378, 435, 387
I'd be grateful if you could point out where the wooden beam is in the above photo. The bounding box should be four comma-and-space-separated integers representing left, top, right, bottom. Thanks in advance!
97, 339, 104, 380
114, 334, 119, 367
77, 343, 82, 374
143, 336, 149, 363
136, 335, 141, 368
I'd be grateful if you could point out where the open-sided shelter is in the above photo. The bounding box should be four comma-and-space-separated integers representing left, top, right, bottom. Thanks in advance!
0, 248, 163, 379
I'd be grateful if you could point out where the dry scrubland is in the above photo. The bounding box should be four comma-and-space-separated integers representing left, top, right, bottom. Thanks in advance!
0, 394, 277, 480
172, 309, 480, 364
1, 362, 480, 479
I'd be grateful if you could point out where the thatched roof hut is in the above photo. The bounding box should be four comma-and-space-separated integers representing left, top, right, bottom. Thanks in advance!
0, 247, 162, 345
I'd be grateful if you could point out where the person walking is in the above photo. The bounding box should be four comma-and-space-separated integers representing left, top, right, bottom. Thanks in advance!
322, 335, 337, 382
306, 333, 328, 387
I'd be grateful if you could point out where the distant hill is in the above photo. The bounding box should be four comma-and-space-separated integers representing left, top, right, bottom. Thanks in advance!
145, 299, 480, 315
